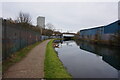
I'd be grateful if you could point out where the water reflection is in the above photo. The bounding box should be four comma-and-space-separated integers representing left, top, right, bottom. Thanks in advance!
76, 41, 120, 79
55, 40, 120, 78
75, 41, 120, 71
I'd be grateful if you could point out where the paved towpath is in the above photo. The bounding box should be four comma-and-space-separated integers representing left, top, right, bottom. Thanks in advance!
3, 40, 50, 78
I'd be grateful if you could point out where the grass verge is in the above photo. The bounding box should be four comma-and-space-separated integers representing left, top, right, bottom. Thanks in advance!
44, 39, 72, 78
3, 41, 42, 73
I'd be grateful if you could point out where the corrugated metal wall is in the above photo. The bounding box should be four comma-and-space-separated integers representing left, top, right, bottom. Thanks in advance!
80, 20, 120, 42
80, 27, 104, 40
104, 20, 119, 34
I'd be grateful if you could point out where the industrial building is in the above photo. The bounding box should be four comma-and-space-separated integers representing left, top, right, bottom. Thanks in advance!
37, 16, 45, 28
79, 20, 120, 44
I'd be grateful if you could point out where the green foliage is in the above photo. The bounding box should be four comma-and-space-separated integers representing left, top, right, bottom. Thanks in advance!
44, 40, 72, 78
3, 41, 41, 73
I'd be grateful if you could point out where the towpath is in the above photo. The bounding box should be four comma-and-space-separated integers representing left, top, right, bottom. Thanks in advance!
3, 40, 50, 78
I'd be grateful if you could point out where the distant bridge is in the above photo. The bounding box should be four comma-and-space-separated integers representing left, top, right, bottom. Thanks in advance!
62, 33, 75, 39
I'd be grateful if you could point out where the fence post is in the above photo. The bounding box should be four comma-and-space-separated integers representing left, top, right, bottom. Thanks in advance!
19, 24, 21, 49
3, 19, 7, 59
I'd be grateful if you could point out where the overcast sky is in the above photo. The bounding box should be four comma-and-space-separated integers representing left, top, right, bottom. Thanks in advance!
1, 1, 119, 33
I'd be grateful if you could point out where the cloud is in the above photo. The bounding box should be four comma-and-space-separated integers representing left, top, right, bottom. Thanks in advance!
2, 2, 118, 33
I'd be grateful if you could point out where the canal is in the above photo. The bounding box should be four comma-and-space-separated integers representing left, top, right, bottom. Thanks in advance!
54, 40, 120, 78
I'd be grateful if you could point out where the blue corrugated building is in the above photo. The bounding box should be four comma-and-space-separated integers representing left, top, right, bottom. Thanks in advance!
104, 20, 120, 34
80, 20, 120, 41
80, 26, 104, 36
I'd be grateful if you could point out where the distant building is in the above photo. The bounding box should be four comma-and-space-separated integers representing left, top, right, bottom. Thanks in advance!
37, 16, 45, 28
79, 20, 120, 41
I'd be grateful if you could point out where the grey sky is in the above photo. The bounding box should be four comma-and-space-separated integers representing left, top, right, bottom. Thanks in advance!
2, 2, 118, 33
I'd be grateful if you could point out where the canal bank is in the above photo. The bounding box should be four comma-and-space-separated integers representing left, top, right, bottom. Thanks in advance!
3, 41, 42, 73
54, 40, 120, 78
3, 40, 50, 78
44, 39, 72, 78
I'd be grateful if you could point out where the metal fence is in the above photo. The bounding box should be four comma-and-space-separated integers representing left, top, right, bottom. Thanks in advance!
2, 20, 41, 60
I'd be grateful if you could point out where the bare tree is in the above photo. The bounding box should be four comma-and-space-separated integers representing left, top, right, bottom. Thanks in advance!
77, 31, 80, 35
46, 23, 54, 30
16, 12, 31, 24
6, 18, 15, 23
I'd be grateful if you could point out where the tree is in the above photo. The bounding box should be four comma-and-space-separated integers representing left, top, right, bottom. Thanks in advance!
77, 31, 80, 35
46, 23, 54, 30
6, 18, 15, 23
16, 12, 31, 24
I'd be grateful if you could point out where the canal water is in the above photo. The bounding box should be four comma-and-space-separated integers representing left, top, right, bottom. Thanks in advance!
54, 40, 120, 78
